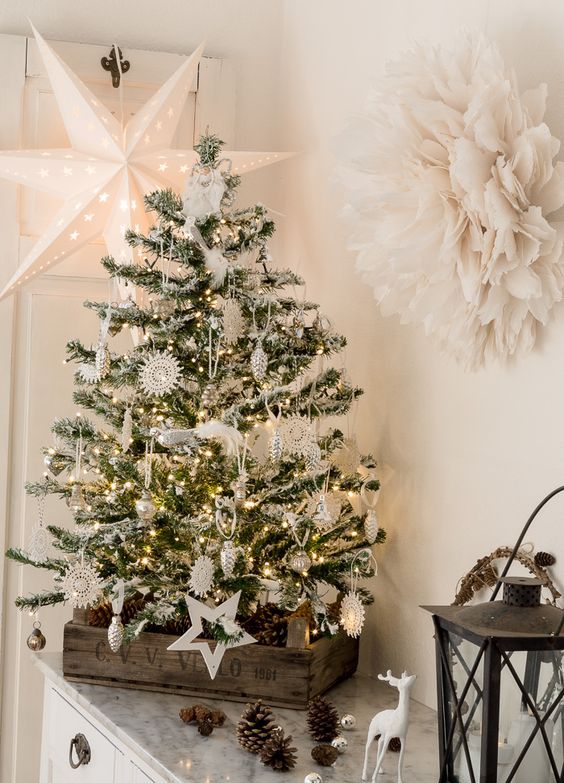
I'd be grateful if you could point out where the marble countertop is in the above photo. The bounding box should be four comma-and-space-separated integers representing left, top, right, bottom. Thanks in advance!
35, 653, 438, 783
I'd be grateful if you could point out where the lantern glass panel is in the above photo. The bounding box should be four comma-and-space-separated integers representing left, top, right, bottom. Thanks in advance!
441, 631, 564, 782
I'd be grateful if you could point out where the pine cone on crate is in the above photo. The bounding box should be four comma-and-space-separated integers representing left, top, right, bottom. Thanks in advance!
244, 603, 288, 647
311, 744, 339, 766
260, 728, 297, 772
306, 695, 340, 742
237, 700, 276, 753
88, 593, 146, 628
535, 551, 556, 567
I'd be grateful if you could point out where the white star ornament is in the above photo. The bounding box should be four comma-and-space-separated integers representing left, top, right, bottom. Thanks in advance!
0, 26, 290, 300
167, 591, 256, 679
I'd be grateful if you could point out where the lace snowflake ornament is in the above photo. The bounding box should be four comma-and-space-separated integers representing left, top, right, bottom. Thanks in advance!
340, 591, 366, 638
189, 554, 215, 597
28, 525, 50, 563
77, 363, 99, 384
139, 352, 181, 397
61, 560, 104, 608
222, 299, 245, 345
280, 415, 314, 457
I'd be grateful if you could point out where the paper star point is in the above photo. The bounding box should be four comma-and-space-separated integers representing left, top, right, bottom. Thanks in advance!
0, 27, 291, 301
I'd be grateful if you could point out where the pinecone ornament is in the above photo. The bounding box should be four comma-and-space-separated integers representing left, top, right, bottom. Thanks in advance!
260, 728, 297, 772
88, 594, 146, 628
108, 614, 124, 652
251, 340, 268, 381
535, 551, 556, 567
237, 700, 276, 753
311, 744, 339, 766
307, 696, 340, 743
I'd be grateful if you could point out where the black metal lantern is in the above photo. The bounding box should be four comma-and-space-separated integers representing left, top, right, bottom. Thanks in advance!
424, 487, 564, 783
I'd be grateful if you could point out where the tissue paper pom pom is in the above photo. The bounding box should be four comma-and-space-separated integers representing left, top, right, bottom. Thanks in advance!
337, 32, 564, 369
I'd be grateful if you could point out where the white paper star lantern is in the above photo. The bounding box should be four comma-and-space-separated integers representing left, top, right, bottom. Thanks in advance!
0, 25, 290, 300
167, 591, 256, 679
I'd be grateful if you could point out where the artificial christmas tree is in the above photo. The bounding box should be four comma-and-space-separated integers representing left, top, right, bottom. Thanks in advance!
7, 132, 384, 700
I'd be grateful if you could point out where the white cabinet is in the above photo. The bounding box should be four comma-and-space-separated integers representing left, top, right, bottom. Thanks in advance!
40, 682, 163, 783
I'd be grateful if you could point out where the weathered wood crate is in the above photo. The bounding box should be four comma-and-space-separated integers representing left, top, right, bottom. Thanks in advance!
62, 612, 359, 709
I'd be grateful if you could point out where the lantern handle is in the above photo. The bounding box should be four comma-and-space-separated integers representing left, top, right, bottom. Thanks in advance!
490, 485, 564, 603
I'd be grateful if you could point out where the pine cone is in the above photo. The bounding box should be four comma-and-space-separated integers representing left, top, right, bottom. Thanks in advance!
375, 734, 401, 752
237, 700, 276, 753
180, 704, 226, 727
311, 744, 339, 766
307, 696, 340, 742
198, 718, 214, 737
535, 551, 556, 567
260, 729, 297, 772
88, 601, 113, 628
244, 604, 288, 647
88, 594, 147, 628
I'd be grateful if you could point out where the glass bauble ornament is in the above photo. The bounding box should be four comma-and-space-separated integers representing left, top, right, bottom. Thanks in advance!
331, 736, 348, 754
269, 428, 283, 461
250, 340, 268, 381
233, 476, 247, 508
289, 550, 312, 574
26, 622, 46, 652
220, 539, 238, 578
340, 591, 365, 638
304, 774, 323, 783
108, 614, 124, 653
340, 714, 357, 730
364, 509, 379, 544
201, 382, 219, 408
313, 494, 333, 529
95, 342, 110, 380
135, 490, 156, 521
68, 484, 86, 513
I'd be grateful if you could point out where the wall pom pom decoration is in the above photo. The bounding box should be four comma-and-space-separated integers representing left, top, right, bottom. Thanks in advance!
337, 32, 564, 369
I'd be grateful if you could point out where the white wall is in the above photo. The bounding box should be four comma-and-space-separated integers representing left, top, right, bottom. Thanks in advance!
279, 0, 564, 709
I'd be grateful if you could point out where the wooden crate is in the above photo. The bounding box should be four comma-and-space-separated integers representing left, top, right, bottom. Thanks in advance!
62, 612, 359, 709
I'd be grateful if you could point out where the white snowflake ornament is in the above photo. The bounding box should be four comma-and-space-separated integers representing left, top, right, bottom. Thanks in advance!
340, 591, 366, 638
139, 352, 181, 397
222, 298, 245, 345
189, 554, 214, 597
280, 415, 314, 457
331, 438, 360, 475
28, 525, 50, 563
61, 559, 104, 608
77, 363, 99, 384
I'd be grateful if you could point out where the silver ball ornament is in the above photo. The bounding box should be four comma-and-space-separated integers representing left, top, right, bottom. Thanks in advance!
331, 736, 348, 753
26, 622, 46, 652
135, 489, 156, 521
340, 713, 357, 730
289, 550, 312, 573
304, 774, 323, 783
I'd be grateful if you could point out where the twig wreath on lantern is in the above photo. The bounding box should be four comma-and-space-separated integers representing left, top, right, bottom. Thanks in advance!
336, 31, 564, 369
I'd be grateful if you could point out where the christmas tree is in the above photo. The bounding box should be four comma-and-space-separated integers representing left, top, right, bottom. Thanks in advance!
7, 133, 383, 648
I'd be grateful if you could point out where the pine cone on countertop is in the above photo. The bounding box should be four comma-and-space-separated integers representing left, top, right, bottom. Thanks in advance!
535, 551, 556, 567
307, 695, 340, 743
237, 700, 276, 753
179, 704, 226, 727
198, 718, 214, 736
260, 728, 297, 772
375, 734, 402, 752
311, 744, 339, 766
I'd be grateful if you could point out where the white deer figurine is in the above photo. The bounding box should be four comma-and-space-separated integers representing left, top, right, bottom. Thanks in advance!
361, 669, 417, 783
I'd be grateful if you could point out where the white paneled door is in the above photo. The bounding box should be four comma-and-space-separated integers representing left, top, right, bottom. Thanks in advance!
0, 34, 235, 783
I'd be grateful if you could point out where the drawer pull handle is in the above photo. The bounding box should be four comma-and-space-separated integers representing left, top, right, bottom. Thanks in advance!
69, 733, 91, 768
